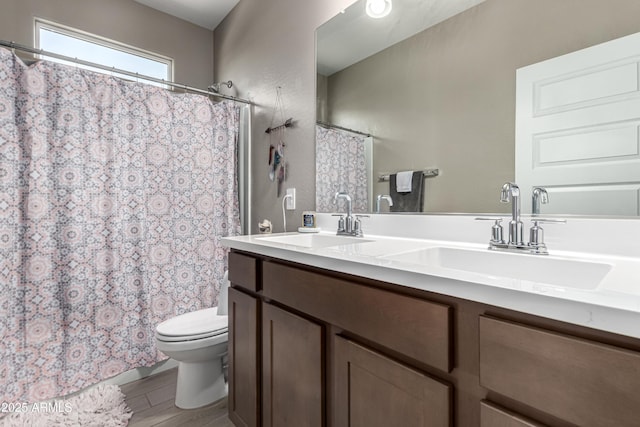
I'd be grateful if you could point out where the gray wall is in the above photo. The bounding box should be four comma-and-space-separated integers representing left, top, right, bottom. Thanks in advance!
0, 0, 214, 89
326, 0, 640, 213
214, 0, 354, 233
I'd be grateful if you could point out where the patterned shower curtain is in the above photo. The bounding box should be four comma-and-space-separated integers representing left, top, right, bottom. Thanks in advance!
0, 48, 241, 402
315, 126, 369, 213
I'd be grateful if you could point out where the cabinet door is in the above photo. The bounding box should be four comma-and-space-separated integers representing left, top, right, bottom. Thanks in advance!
262, 303, 323, 427
334, 335, 451, 427
228, 287, 260, 427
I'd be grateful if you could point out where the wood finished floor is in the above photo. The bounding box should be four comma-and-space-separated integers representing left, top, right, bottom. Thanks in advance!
122, 368, 234, 427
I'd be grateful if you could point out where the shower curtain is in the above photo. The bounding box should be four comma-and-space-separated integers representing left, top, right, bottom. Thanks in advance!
315, 126, 369, 213
0, 48, 241, 402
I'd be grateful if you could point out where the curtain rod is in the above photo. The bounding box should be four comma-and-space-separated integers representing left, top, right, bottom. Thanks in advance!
0, 40, 252, 105
316, 121, 371, 137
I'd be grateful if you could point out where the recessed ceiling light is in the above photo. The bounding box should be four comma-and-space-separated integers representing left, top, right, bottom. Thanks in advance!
365, 0, 392, 18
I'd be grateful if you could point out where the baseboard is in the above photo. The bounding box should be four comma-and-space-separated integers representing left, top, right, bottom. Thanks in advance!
104, 358, 179, 386
64, 359, 179, 399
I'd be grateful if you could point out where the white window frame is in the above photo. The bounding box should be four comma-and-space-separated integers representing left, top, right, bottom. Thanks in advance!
34, 18, 174, 85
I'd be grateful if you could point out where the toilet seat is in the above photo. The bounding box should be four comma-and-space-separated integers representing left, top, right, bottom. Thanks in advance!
156, 307, 228, 342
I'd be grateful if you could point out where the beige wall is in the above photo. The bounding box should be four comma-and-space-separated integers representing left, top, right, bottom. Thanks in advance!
0, 0, 214, 89
326, 0, 640, 213
214, 0, 354, 233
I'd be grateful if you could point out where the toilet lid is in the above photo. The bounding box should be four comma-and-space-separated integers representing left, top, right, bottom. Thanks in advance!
156, 307, 228, 339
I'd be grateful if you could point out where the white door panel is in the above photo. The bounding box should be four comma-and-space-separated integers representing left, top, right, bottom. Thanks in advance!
540, 185, 640, 216
516, 31, 640, 215
536, 61, 639, 113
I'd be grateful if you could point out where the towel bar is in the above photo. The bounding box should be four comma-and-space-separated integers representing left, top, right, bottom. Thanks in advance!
378, 169, 439, 182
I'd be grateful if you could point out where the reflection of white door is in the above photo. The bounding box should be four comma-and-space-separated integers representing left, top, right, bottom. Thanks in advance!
516, 32, 640, 216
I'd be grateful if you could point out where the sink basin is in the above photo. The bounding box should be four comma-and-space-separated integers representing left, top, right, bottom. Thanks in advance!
256, 233, 373, 249
384, 247, 612, 290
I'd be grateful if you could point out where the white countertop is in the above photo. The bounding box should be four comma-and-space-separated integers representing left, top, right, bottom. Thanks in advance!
222, 214, 640, 340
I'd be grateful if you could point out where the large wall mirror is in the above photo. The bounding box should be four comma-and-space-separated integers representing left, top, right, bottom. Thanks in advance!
315, 0, 640, 216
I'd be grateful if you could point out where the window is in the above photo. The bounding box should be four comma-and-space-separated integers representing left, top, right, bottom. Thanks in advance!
35, 19, 173, 87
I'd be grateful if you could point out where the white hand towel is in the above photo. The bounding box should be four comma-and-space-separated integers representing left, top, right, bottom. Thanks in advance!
396, 170, 414, 193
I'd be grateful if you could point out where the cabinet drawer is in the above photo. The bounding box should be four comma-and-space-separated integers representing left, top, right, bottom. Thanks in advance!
334, 335, 451, 427
229, 251, 258, 292
479, 316, 640, 427
263, 261, 452, 372
480, 401, 545, 427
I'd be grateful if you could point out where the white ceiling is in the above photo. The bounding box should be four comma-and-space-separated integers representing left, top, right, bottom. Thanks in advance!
133, 0, 485, 70
134, 0, 239, 30
317, 0, 486, 76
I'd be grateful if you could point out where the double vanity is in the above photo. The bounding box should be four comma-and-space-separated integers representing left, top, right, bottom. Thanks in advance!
222, 213, 640, 426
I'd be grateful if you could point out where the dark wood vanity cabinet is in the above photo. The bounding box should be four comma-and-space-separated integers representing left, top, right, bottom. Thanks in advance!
228, 252, 324, 427
228, 251, 453, 426
227, 250, 640, 427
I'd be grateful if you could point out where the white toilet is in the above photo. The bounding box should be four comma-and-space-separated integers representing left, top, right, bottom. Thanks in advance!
155, 273, 229, 409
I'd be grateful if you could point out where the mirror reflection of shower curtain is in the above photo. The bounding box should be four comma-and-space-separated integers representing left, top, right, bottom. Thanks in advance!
315, 126, 372, 213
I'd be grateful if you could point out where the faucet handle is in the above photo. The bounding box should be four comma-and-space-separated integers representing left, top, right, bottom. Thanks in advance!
475, 217, 504, 244
530, 218, 566, 224
528, 218, 566, 253
332, 214, 346, 233
354, 215, 369, 237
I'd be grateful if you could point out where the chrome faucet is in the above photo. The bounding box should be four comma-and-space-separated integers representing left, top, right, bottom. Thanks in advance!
532, 187, 549, 215
375, 195, 393, 213
333, 191, 354, 235
476, 183, 565, 255
500, 182, 524, 246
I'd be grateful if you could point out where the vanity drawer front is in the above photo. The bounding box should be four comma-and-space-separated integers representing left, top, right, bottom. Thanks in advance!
229, 251, 259, 292
479, 316, 640, 427
263, 261, 452, 372
480, 401, 545, 427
